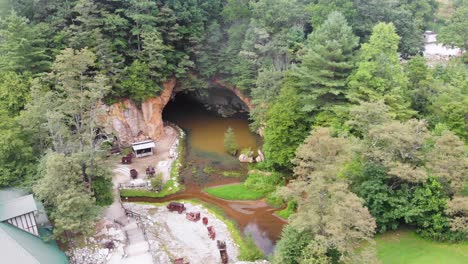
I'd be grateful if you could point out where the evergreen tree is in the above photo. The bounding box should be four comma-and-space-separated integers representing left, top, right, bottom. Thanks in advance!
263, 84, 309, 171
0, 11, 50, 73
293, 12, 358, 113
347, 22, 413, 119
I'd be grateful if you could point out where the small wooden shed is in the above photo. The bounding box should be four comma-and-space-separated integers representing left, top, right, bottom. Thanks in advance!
131, 140, 156, 158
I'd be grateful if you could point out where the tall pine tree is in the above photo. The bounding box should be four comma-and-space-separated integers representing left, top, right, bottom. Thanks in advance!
347, 22, 413, 119
293, 12, 358, 113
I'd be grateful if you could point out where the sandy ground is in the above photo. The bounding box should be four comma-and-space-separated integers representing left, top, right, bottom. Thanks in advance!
126, 202, 240, 264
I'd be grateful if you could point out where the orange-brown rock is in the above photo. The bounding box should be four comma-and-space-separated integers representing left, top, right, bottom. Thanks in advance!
98, 78, 176, 145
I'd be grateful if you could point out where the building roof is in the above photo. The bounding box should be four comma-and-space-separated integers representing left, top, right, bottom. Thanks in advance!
0, 222, 68, 264
132, 140, 156, 151
0, 194, 38, 221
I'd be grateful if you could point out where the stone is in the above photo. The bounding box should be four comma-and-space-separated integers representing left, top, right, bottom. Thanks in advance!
239, 154, 254, 163
256, 149, 265, 162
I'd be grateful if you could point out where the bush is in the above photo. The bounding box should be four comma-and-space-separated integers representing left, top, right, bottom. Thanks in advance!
92, 177, 113, 206
151, 173, 163, 191
203, 166, 217, 175
224, 127, 238, 155
244, 171, 284, 195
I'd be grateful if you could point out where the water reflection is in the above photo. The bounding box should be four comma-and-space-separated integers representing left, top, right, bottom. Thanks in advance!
244, 222, 276, 255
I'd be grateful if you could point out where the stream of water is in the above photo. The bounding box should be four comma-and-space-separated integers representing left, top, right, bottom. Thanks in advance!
141, 91, 286, 255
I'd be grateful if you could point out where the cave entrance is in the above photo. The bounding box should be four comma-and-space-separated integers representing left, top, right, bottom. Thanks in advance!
163, 88, 259, 155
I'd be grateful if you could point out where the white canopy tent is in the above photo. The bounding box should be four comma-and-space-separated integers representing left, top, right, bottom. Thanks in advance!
131, 140, 156, 158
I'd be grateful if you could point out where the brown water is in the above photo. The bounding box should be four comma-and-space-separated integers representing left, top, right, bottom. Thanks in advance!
163, 92, 260, 154
152, 91, 286, 255
127, 184, 286, 255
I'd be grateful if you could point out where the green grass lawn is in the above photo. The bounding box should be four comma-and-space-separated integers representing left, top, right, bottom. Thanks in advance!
376, 229, 468, 264
203, 183, 265, 200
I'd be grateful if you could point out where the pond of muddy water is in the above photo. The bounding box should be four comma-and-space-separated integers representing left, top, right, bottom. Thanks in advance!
136, 91, 286, 255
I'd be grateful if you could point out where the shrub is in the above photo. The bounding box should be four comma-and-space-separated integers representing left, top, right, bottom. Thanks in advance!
224, 127, 238, 155
151, 173, 163, 191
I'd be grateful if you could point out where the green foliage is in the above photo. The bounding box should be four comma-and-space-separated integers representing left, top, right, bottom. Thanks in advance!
223, 126, 238, 155
119, 60, 160, 104
263, 85, 309, 170
202, 166, 217, 175
0, 109, 36, 187
347, 22, 413, 119
273, 225, 313, 264
0, 71, 31, 115
221, 170, 242, 178
0, 11, 50, 73
276, 201, 297, 220
92, 175, 113, 206
439, 2, 468, 50
34, 153, 100, 238
150, 174, 163, 191
244, 170, 284, 195
293, 11, 358, 113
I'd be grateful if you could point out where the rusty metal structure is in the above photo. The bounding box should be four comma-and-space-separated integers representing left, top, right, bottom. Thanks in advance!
167, 202, 186, 214
186, 212, 201, 222
217, 240, 228, 264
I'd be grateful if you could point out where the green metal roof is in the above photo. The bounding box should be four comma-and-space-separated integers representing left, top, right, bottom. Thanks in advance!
0, 194, 37, 221
0, 222, 68, 264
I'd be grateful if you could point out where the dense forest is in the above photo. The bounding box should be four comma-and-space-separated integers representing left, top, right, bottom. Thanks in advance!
0, 0, 466, 263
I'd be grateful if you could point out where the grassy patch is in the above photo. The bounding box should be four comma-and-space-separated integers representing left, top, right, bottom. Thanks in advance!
204, 183, 265, 200
276, 201, 296, 220
203, 166, 217, 175
376, 229, 468, 264
221, 170, 243, 178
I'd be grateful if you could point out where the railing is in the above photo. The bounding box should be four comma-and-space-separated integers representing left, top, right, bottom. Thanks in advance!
124, 208, 151, 253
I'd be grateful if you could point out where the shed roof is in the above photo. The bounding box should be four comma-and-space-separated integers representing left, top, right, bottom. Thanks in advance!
132, 141, 156, 151
0, 194, 37, 221
0, 222, 68, 264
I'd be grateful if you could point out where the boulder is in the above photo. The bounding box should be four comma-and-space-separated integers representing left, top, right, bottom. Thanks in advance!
239, 154, 254, 163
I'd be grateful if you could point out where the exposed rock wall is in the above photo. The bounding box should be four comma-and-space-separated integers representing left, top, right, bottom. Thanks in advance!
98, 78, 176, 145
211, 78, 254, 110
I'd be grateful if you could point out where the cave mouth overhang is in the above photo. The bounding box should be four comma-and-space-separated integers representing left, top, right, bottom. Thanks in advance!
168, 84, 251, 118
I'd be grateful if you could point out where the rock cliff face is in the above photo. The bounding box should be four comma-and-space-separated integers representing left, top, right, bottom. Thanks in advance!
211, 78, 254, 110
98, 78, 176, 145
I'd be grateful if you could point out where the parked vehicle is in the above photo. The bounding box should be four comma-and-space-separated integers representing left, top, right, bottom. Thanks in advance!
167, 202, 186, 214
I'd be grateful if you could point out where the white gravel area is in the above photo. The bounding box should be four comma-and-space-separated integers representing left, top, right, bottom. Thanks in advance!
126, 202, 240, 264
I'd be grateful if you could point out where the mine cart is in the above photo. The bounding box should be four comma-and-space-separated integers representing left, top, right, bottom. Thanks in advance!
167, 202, 186, 214
146, 166, 155, 177
207, 226, 216, 240
186, 212, 201, 222
174, 258, 190, 264
217, 240, 228, 264
202, 217, 208, 225
110, 147, 121, 155
121, 156, 132, 164
130, 169, 138, 179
